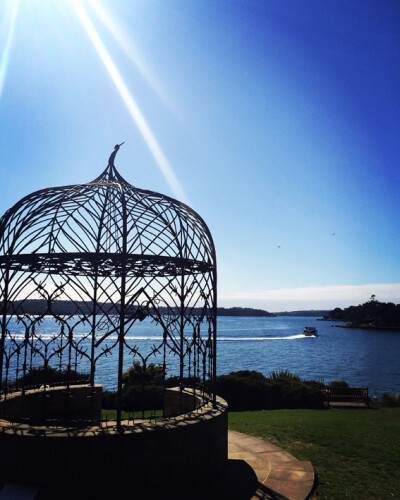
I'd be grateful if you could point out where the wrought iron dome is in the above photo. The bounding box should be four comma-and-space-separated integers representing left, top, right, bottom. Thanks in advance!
0, 144, 217, 427
0, 144, 215, 278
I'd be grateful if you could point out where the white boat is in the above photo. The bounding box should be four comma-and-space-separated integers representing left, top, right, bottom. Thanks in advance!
303, 326, 317, 336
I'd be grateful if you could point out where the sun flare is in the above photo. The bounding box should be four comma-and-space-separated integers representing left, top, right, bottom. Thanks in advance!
0, 0, 19, 99
70, 0, 188, 203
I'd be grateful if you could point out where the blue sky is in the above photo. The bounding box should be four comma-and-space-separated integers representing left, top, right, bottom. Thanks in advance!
1, 0, 399, 311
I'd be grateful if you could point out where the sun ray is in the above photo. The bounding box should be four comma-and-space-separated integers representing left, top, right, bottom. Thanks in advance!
70, 0, 189, 204
0, 0, 19, 99
87, 0, 174, 112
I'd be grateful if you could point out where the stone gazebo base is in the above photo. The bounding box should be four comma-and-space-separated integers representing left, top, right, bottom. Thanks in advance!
0, 388, 228, 499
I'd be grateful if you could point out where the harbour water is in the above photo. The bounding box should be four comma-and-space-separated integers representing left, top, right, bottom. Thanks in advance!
4, 316, 400, 397
215, 316, 400, 397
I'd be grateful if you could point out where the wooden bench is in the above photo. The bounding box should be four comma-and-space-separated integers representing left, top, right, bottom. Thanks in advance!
326, 387, 369, 407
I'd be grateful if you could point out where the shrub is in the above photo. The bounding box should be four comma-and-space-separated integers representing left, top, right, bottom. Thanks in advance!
269, 370, 301, 382
214, 370, 325, 410
103, 362, 205, 412
214, 372, 269, 410
121, 384, 163, 411
102, 387, 164, 412
164, 375, 201, 388
118, 361, 165, 411
3, 366, 89, 391
233, 370, 270, 382
380, 393, 400, 407
122, 361, 165, 386
102, 390, 117, 409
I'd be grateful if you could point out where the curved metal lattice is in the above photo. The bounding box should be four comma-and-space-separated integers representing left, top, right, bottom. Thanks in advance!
0, 145, 217, 427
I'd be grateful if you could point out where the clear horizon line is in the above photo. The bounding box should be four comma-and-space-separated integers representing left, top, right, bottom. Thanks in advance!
219, 282, 400, 308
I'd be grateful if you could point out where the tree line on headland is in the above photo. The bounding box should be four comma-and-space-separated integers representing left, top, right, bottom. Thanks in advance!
1, 300, 275, 317
324, 296, 400, 330
3, 297, 399, 327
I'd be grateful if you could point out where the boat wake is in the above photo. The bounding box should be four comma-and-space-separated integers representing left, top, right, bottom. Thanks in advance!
218, 334, 309, 341
6, 333, 311, 341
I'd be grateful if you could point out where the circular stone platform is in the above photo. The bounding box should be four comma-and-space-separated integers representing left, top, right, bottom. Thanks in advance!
0, 390, 228, 499
0, 387, 314, 500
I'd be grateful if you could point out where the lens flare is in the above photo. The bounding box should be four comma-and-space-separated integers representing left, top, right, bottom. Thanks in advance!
87, 0, 173, 111
0, 0, 19, 99
70, 0, 188, 204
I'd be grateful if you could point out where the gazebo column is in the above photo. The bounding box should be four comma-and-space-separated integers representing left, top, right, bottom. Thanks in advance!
116, 189, 128, 430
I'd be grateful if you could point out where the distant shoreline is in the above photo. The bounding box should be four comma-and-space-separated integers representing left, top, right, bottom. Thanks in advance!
3, 300, 330, 317
332, 323, 400, 332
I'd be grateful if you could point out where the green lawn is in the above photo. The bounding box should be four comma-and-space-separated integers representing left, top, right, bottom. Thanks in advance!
228, 408, 400, 499
101, 409, 163, 420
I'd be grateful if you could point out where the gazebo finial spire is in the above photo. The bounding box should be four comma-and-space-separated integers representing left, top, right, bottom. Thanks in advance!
108, 142, 125, 170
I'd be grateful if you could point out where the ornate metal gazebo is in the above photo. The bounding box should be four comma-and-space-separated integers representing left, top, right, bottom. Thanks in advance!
0, 145, 217, 427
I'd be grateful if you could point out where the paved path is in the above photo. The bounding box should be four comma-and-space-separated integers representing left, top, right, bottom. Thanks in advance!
228, 431, 314, 500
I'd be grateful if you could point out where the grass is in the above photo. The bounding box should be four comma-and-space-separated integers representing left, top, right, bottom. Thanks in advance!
101, 409, 163, 420
228, 407, 400, 499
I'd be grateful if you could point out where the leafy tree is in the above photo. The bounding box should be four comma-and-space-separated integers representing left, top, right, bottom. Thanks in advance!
327, 299, 400, 328
122, 361, 165, 386
119, 361, 165, 411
